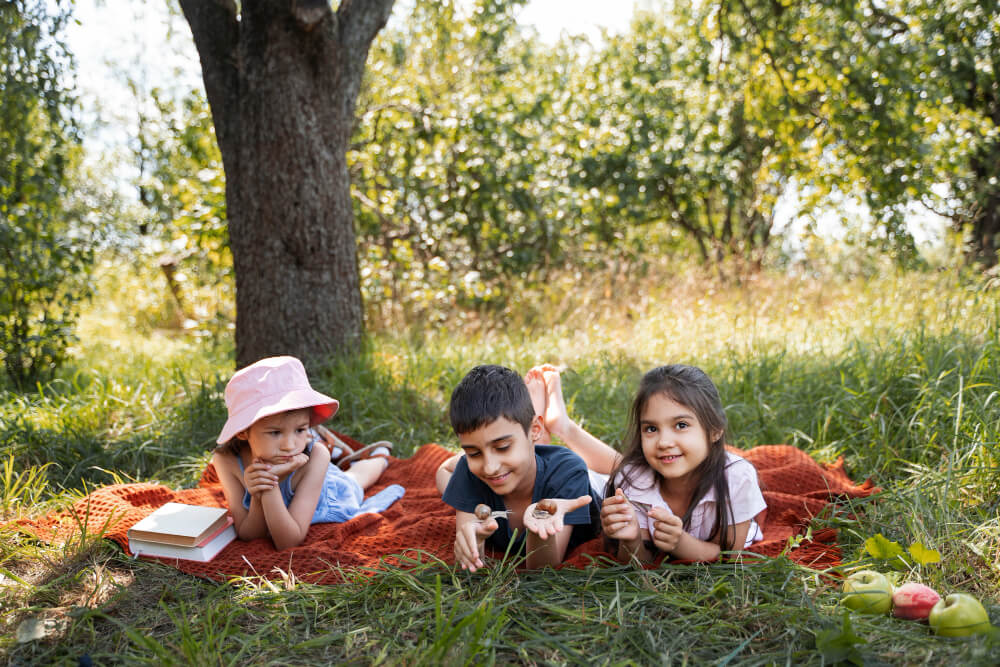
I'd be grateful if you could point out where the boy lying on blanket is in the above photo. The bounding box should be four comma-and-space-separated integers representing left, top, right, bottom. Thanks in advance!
435, 365, 598, 571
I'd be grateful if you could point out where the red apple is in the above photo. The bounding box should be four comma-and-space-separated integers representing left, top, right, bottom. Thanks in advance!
891, 582, 940, 620
928, 593, 992, 637
841, 570, 893, 614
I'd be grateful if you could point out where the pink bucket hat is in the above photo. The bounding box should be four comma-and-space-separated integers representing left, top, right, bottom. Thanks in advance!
216, 356, 339, 444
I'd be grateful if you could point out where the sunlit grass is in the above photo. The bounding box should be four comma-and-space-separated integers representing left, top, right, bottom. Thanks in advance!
1, 263, 998, 663
401, 267, 996, 366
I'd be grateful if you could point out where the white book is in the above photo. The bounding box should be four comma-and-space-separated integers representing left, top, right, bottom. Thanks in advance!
128, 502, 230, 547
129, 524, 237, 562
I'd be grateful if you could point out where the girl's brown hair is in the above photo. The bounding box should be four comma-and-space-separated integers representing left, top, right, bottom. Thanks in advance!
606, 364, 737, 552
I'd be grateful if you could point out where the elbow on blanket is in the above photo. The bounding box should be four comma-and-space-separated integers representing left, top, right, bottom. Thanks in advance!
272, 533, 306, 551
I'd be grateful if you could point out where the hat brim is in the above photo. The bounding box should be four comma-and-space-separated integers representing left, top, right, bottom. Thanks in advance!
217, 387, 339, 444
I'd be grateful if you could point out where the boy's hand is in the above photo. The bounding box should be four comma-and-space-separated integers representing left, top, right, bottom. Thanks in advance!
455, 513, 498, 572
648, 508, 683, 554
243, 459, 278, 497
523, 495, 592, 540
600, 489, 640, 541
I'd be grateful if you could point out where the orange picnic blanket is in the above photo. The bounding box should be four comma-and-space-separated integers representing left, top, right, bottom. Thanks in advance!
15, 436, 876, 583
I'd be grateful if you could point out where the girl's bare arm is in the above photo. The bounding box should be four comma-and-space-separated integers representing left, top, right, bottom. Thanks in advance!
435, 453, 461, 494
213, 451, 270, 541
653, 517, 752, 562
260, 442, 331, 550
555, 421, 622, 476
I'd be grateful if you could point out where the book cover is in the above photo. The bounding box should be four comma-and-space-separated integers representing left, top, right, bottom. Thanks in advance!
195, 515, 235, 547
127, 503, 230, 547
128, 524, 237, 563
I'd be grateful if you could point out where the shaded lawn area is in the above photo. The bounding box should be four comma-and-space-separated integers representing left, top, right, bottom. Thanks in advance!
3, 272, 999, 663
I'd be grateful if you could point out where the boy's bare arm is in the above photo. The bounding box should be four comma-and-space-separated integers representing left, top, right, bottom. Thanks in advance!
522, 495, 592, 569
524, 524, 575, 569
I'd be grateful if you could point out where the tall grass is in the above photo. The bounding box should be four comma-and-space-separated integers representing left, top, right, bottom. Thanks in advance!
1, 265, 998, 663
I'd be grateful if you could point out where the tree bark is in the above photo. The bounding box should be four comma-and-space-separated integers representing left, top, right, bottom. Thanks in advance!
967, 139, 1000, 267
179, 0, 395, 369
970, 195, 1000, 268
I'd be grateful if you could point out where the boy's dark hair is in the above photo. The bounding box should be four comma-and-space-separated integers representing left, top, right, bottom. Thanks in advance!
449, 365, 535, 436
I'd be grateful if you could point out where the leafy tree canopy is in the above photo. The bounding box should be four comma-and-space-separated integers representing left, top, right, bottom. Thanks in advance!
0, 0, 91, 387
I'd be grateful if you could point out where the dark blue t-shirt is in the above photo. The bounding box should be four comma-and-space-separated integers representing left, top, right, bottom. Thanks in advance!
441, 445, 601, 555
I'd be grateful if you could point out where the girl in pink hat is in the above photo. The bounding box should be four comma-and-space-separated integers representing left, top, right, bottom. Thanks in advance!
212, 356, 404, 550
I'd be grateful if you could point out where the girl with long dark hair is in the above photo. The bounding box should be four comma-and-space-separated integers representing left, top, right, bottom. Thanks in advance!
526, 363, 765, 562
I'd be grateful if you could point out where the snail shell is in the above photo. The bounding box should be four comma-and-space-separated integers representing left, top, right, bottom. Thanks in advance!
532, 498, 557, 519
474, 504, 492, 521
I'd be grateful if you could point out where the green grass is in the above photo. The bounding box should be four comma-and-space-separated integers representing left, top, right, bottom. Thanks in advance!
2, 267, 999, 664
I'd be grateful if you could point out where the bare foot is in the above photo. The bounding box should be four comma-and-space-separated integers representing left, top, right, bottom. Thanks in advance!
525, 366, 551, 444
542, 366, 573, 440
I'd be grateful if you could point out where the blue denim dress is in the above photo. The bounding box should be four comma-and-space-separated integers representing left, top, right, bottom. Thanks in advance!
238, 440, 404, 524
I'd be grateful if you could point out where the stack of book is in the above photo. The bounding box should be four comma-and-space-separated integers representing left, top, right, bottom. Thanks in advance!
127, 503, 236, 562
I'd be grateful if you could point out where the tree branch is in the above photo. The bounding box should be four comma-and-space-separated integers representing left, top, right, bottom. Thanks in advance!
292, 0, 332, 32
865, 0, 908, 37
733, 0, 867, 157
665, 190, 711, 262
337, 0, 395, 53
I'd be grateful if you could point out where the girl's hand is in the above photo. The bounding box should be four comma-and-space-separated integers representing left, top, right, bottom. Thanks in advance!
266, 451, 310, 479
243, 458, 278, 497
523, 496, 592, 540
455, 515, 499, 572
600, 489, 640, 541
648, 508, 683, 554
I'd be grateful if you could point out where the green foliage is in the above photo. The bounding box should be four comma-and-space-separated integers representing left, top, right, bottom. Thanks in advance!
104, 0, 998, 335
352, 0, 617, 320
346, 0, 1000, 325
0, 0, 91, 388
815, 611, 867, 666
571, 3, 791, 272
131, 87, 231, 306
0, 457, 51, 521
908, 541, 942, 566
862, 533, 941, 569
107, 81, 235, 337
914, 0, 1000, 265
725, 0, 1000, 265
0, 212, 93, 388
351, 0, 791, 318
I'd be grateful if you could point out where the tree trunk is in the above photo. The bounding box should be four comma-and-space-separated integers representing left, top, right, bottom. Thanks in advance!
970, 198, 1000, 267
967, 145, 1000, 268
179, 0, 395, 369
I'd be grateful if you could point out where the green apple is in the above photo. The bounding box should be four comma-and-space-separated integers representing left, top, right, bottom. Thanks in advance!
928, 593, 992, 637
841, 570, 893, 614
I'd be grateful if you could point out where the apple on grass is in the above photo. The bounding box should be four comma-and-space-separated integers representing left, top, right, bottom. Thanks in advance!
842, 570, 893, 614
892, 582, 941, 621
928, 593, 992, 637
